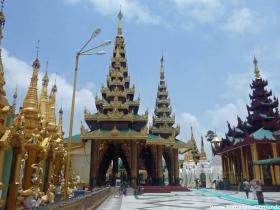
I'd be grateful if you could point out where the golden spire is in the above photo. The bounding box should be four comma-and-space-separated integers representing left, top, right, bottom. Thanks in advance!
57, 106, 64, 138
0, 0, 8, 108
253, 56, 261, 79
184, 151, 193, 162
190, 126, 195, 141
23, 56, 40, 111
48, 82, 57, 126
160, 56, 164, 80
39, 61, 49, 121
117, 8, 123, 36
200, 135, 207, 160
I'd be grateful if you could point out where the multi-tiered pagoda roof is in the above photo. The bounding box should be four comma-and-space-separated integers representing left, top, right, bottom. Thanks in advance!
217, 57, 280, 153
82, 10, 148, 140
149, 56, 180, 140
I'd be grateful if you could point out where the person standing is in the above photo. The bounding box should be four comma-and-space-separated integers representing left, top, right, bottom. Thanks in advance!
243, 179, 250, 199
255, 181, 264, 204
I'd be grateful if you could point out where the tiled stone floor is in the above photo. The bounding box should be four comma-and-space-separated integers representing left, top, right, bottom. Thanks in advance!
97, 189, 280, 210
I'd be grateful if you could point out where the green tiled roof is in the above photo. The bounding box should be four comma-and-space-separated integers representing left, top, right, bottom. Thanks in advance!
64, 134, 81, 142
148, 134, 161, 141
250, 128, 276, 140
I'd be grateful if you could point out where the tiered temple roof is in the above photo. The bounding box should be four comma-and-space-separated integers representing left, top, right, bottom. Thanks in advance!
218, 57, 280, 153
149, 56, 180, 140
83, 10, 148, 139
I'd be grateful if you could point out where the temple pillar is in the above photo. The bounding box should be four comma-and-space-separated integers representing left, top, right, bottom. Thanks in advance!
22, 144, 42, 190
89, 140, 98, 187
272, 143, 280, 185
173, 149, 179, 185
130, 141, 137, 187
157, 145, 163, 185
112, 146, 118, 186
222, 155, 227, 179
6, 145, 23, 210
169, 149, 174, 185
53, 151, 64, 188
0, 141, 7, 208
250, 144, 262, 181
240, 147, 248, 180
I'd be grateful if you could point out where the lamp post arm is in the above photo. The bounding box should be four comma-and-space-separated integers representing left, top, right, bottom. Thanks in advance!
79, 38, 93, 54
64, 52, 79, 198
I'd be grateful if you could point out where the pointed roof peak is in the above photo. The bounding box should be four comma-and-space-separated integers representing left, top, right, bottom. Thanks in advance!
253, 55, 261, 79
42, 61, 49, 86
23, 57, 40, 110
117, 7, 123, 36
59, 106, 63, 114
13, 85, 17, 99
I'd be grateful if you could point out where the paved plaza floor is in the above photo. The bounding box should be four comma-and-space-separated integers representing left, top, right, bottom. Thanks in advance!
98, 189, 280, 210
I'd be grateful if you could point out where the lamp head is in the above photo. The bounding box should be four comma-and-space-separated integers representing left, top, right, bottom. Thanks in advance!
91, 28, 101, 39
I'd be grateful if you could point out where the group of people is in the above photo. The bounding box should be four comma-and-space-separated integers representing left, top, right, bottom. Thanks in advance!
243, 179, 264, 204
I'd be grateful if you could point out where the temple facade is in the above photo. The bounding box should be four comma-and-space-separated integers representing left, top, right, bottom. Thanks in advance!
79, 10, 191, 187
210, 57, 280, 186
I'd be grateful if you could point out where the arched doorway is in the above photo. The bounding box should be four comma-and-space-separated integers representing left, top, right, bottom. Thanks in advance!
200, 173, 206, 188
163, 150, 172, 185
138, 147, 156, 185
96, 144, 130, 186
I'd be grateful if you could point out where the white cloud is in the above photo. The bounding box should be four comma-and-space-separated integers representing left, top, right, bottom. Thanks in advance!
173, 0, 225, 23
88, 0, 161, 25
181, 112, 200, 130
2, 49, 95, 134
222, 8, 258, 34
222, 72, 251, 100
205, 100, 247, 135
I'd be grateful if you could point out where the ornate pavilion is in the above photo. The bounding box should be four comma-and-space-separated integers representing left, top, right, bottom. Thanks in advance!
210, 57, 280, 187
79, 10, 192, 187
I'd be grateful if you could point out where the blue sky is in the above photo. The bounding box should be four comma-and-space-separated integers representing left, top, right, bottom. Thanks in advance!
3, 0, 280, 158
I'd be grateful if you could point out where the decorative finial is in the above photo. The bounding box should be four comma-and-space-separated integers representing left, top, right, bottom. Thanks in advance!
0, 0, 5, 44
36, 40, 40, 59
1, 0, 4, 12
117, 7, 123, 36
160, 55, 164, 80
13, 85, 17, 99
32, 40, 40, 69
190, 126, 194, 138
253, 55, 260, 79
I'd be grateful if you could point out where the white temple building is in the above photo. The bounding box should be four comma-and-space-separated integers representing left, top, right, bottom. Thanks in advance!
181, 131, 222, 188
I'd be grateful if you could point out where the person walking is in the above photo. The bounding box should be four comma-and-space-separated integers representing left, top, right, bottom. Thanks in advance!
255, 181, 264, 204
243, 179, 250, 199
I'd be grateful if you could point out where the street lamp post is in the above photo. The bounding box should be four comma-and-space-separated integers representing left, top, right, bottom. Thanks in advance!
64, 29, 111, 198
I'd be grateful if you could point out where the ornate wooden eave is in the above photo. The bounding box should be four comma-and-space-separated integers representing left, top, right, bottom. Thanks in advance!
85, 111, 148, 122
150, 125, 180, 135
153, 115, 175, 124
81, 127, 148, 141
